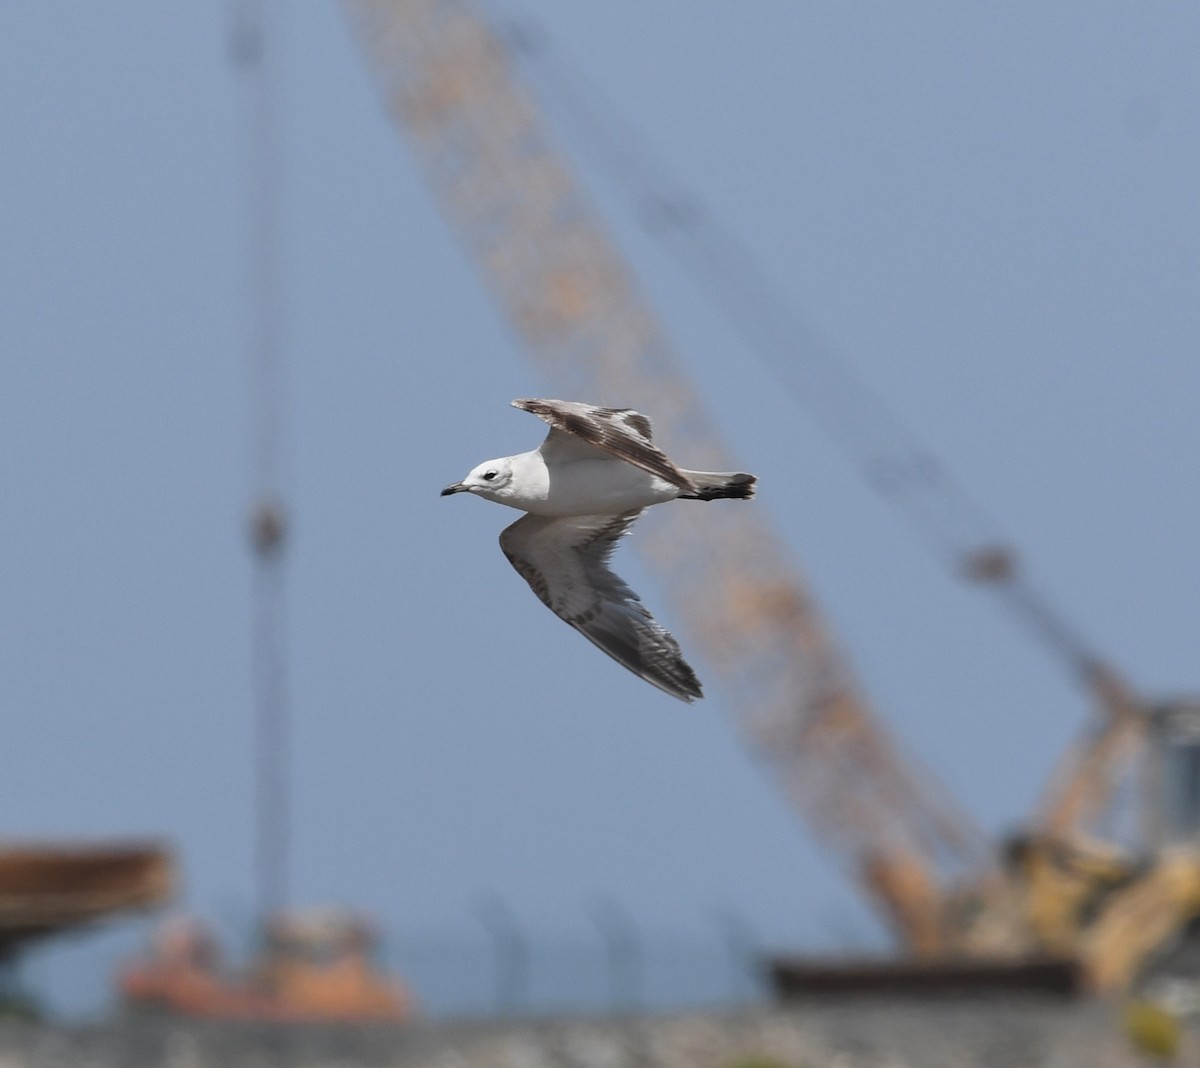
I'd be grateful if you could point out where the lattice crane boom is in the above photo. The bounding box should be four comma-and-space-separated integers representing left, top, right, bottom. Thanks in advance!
343, 0, 990, 954
498, 29, 1151, 853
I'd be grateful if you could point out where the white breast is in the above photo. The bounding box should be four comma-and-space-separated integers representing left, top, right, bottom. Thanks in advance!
516, 455, 679, 517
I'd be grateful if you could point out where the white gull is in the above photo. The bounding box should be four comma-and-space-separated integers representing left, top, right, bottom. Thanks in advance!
441, 398, 757, 703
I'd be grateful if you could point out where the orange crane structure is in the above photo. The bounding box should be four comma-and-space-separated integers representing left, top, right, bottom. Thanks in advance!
343, 0, 989, 959
342, 0, 1200, 993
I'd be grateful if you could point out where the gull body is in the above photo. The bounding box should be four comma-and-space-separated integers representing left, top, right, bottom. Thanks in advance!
447, 451, 682, 517
441, 399, 757, 703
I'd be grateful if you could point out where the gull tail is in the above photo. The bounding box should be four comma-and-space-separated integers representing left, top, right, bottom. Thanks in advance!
678, 470, 757, 501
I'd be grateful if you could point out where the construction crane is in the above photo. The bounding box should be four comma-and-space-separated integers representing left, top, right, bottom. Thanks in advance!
341, 0, 1198, 990
493, 7, 1179, 982
493, 20, 1150, 860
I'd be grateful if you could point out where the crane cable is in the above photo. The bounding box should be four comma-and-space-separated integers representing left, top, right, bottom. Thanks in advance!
497, 13, 1107, 687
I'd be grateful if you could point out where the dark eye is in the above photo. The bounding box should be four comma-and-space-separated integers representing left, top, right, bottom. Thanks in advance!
482, 471, 497, 481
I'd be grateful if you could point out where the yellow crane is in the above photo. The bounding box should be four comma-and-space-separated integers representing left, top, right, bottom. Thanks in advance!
342, 0, 1200, 992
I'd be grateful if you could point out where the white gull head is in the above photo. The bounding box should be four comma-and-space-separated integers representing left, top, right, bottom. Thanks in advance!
441, 455, 516, 503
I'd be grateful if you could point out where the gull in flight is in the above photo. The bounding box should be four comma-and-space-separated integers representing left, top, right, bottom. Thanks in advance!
441, 399, 757, 702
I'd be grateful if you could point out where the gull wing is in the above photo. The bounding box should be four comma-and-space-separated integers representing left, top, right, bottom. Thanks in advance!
499, 510, 703, 703
513, 398, 695, 492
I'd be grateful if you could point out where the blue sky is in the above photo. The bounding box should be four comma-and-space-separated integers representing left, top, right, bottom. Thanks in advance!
2, 2, 1198, 1015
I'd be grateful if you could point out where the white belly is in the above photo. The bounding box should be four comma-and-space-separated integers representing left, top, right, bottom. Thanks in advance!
521, 458, 679, 516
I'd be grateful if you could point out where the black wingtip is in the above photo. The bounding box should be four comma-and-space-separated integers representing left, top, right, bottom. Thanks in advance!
656, 659, 704, 703
679, 472, 758, 502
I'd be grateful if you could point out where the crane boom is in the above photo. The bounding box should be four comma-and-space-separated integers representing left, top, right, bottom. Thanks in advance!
344, 0, 990, 951
1034, 662, 1145, 839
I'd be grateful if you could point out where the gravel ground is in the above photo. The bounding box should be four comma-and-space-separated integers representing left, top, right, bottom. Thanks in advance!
0, 998, 1190, 1067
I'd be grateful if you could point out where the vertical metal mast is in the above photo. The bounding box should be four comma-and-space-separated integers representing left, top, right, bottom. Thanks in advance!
229, 0, 291, 921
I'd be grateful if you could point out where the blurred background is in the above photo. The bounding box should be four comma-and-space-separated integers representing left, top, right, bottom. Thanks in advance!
1, 0, 1197, 1022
